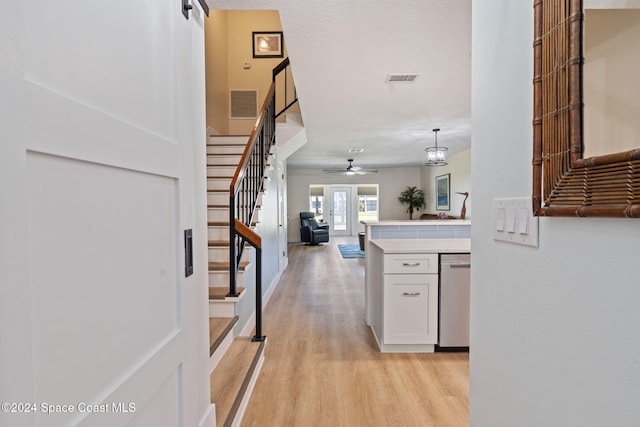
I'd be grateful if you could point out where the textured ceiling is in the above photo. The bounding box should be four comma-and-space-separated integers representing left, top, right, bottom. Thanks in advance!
212, 0, 472, 169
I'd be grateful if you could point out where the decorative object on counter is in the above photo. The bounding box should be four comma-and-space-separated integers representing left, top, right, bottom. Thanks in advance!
419, 213, 457, 220
436, 173, 450, 211
398, 186, 426, 220
456, 192, 469, 220
422, 128, 449, 166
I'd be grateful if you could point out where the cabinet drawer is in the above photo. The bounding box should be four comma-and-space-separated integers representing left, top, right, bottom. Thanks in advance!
383, 253, 438, 274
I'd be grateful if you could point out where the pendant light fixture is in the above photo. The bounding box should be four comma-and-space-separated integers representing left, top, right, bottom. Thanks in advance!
422, 128, 448, 166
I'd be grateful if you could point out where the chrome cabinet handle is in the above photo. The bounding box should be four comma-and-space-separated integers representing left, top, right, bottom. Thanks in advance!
450, 263, 471, 269
402, 292, 421, 296
402, 262, 421, 267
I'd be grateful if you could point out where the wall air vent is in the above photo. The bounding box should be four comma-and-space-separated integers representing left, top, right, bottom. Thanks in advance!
385, 73, 421, 83
230, 90, 258, 119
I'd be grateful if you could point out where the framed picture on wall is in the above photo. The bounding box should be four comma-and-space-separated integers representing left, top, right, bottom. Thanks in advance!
252, 31, 284, 58
436, 173, 450, 211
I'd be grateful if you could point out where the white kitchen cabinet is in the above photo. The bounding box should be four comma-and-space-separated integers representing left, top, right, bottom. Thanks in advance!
369, 246, 440, 352
383, 273, 438, 344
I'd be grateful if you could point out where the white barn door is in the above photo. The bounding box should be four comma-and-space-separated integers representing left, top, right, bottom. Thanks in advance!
0, 2, 211, 427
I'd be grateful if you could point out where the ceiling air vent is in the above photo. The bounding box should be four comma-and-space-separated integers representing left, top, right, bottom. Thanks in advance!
230, 90, 258, 119
385, 73, 421, 83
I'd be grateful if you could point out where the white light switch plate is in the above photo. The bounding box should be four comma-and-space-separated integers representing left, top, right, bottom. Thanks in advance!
492, 198, 539, 247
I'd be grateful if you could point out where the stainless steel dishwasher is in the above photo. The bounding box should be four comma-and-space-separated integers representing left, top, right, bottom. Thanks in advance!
438, 254, 471, 349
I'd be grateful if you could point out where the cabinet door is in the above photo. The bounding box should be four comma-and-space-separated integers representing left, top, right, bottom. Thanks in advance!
383, 274, 438, 344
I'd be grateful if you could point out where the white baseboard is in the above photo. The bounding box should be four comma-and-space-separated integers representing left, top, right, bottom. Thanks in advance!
240, 311, 256, 337
263, 268, 283, 308
198, 403, 216, 427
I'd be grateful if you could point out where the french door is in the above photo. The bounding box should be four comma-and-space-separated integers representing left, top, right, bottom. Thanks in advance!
329, 187, 352, 236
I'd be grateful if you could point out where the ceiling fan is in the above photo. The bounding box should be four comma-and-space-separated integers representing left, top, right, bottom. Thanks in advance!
323, 159, 378, 175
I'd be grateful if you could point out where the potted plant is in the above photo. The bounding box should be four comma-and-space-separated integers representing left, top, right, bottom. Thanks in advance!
398, 186, 426, 220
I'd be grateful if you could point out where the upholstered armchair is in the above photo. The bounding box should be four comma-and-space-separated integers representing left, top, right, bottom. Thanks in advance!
299, 212, 329, 245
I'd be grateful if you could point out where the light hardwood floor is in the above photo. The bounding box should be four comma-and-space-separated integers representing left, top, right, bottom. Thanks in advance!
240, 237, 469, 427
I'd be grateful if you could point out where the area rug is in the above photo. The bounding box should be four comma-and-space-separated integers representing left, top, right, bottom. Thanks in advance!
337, 244, 365, 259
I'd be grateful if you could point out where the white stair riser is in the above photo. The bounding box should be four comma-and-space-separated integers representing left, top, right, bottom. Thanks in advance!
209, 328, 235, 374
208, 247, 250, 263
207, 192, 264, 207
207, 155, 241, 166
206, 145, 246, 155
208, 166, 237, 176
208, 226, 228, 240
209, 300, 236, 318
207, 178, 231, 191
208, 246, 228, 262
208, 208, 228, 222
209, 270, 244, 288
207, 192, 228, 206
208, 136, 249, 145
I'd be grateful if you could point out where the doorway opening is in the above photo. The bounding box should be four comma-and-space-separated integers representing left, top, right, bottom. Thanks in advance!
308, 184, 379, 235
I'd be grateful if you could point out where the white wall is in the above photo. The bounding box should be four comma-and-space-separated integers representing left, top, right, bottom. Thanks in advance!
205, 10, 230, 135
204, 10, 284, 135
235, 152, 284, 333
286, 166, 421, 241
470, 2, 640, 427
420, 148, 471, 219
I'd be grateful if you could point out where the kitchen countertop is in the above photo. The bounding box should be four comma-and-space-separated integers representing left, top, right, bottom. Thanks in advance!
369, 238, 471, 254
361, 220, 471, 226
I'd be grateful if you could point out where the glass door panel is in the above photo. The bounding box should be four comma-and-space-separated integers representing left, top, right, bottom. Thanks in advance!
329, 187, 351, 236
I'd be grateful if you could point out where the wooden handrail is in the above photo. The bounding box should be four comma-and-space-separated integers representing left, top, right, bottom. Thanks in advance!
272, 57, 290, 80
234, 219, 261, 248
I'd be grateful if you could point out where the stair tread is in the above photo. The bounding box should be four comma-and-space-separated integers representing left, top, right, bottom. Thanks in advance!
208, 240, 230, 247
210, 337, 266, 427
207, 205, 261, 210
206, 143, 247, 147
209, 221, 258, 227
209, 316, 239, 356
209, 261, 249, 271
209, 286, 246, 300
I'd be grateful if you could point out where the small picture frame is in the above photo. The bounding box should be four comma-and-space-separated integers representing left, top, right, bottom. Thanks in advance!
436, 173, 450, 211
252, 31, 283, 58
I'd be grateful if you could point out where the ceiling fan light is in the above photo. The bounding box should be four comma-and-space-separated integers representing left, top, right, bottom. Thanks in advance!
345, 170, 356, 176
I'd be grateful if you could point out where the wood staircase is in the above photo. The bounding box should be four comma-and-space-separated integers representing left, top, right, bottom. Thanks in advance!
207, 136, 266, 427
